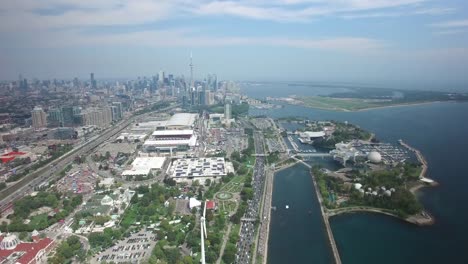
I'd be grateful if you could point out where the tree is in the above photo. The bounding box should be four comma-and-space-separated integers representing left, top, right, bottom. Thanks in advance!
183, 256, 194, 264
18, 231, 29, 241
205, 179, 211, 187
192, 180, 200, 187
223, 243, 237, 264
165, 248, 181, 264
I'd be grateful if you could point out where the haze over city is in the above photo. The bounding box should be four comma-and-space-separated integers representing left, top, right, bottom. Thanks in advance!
1, 0, 468, 85
0, 1, 468, 264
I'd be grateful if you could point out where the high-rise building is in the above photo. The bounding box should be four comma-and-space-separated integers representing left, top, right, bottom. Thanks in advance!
61, 106, 74, 127
213, 74, 218, 90
224, 103, 232, 120
198, 89, 205, 106
31, 106, 47, 129
80, 108, 112, 128
47, 108, 63, 127
158, 71, 165, 86
205, 91, 215, 105
90, 73, 97, 89
112, 102, 123, 120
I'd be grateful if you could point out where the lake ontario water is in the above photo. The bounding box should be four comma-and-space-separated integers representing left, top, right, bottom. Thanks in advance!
245, 84, 468, 263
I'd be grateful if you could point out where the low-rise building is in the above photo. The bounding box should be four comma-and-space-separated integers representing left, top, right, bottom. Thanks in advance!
169, 157, 233, 183
142, 130, 197, 154
0, 233, 55, 264
122, 157, 167, 177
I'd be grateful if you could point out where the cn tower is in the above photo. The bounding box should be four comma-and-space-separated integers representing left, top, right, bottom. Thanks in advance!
189, 52, 194, 89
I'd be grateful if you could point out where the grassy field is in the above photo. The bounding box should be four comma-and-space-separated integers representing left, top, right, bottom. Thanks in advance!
220, 175, 245, 193
299, 96, 385, 111
218, 200, 237, 214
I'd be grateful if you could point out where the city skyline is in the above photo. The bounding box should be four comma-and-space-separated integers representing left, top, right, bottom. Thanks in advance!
1, 1, 468, 86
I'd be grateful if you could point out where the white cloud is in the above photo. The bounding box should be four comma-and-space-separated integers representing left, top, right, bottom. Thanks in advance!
413, 7, 455, 15
431, 19, 468, 28
342, 6, 454, 19
12, 26, 383, 53
0, 0, 448, 31
433, 29, 468, 36
0, 0, 174, 32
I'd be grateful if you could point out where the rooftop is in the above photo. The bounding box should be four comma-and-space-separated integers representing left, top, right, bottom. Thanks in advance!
0, 235, 54, 264
122, 157, 166, 176
166, 113, 197, 128
152, 130, 194, 136
170, 158, 227, 178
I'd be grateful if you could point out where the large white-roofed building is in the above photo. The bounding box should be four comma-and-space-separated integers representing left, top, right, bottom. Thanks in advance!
143, 130, 197, 153
122, 157, 167, 177
169, 157, 233, 183
131, 121, 167, 132
165, 113, 197, 130
116, 133, 148, 142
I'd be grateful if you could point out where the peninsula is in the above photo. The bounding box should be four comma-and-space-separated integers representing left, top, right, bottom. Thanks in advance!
294, 120, 438, 225
267, 86, 468, 112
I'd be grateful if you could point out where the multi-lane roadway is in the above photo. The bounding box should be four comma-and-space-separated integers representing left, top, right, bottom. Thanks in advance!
236, 131, 266, 264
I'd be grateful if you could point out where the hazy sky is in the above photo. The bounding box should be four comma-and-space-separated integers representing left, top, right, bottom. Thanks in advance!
1, 0, 468, 85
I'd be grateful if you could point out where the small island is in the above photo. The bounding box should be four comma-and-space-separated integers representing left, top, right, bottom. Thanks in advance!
268, 86, 468, 111
280, 118, 437, 225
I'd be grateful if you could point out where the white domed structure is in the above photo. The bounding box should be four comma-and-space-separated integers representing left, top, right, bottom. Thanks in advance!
101, 195, 114, 206
0, 234, 20, 250
367, 151, 382, 163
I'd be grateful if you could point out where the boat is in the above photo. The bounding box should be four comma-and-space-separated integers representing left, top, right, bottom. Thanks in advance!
285, 205, 289, 209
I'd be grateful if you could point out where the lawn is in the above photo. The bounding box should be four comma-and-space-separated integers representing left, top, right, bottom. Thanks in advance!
28, 213, 49, 230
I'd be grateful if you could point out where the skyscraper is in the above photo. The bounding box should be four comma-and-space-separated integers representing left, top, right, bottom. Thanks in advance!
224, 103, 232, 120
47, 108, 63, 127
158, 71, 165, 86
111, 102, 123, 121
31, 106, 47, 129
90, 73, 97, 89
61, 106, 74, 127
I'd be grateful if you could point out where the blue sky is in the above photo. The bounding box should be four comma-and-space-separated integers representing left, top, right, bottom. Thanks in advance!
1, 0, 468, 87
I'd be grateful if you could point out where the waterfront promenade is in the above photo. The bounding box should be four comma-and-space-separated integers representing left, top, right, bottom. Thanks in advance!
310, 169, 342, 264
258, 166, 273, 264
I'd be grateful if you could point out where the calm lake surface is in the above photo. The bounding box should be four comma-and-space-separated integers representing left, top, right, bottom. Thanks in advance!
245, 83, 468, 264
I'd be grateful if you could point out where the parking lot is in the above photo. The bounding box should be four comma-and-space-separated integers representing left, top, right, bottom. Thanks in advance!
91, 230, 157, 264
265, 137, 285, 153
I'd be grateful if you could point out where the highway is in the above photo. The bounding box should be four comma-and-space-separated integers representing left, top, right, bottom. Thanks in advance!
0, 103, 179, 210
236, 131, 266, 264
